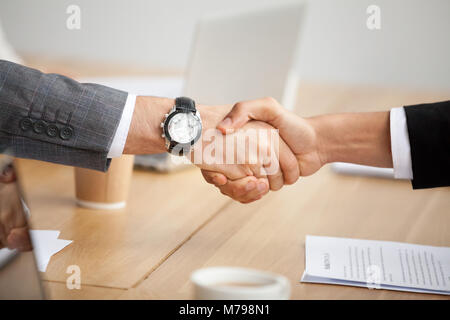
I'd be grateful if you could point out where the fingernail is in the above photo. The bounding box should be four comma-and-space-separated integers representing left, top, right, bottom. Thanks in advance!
257, 182, 267, 192
219, 117, 232, 128
245, 181, 256, 191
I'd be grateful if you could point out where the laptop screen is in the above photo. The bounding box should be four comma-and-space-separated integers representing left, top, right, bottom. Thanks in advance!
0, 154, 45, 299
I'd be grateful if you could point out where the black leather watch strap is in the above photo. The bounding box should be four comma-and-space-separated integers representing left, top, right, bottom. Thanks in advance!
168, 142, 189, 156
175, 97, 196, 113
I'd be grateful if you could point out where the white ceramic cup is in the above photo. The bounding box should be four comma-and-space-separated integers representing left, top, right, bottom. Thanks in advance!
191, 267, 291, 300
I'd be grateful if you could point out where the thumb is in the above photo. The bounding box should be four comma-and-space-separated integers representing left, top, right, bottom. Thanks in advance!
217, 98, 281, 134
217, 103, 251, 134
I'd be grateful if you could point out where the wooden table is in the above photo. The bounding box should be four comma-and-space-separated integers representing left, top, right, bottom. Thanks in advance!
16, 82, 450, 300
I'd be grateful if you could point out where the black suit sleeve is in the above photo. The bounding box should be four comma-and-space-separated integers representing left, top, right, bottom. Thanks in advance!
404, 100, 450, 189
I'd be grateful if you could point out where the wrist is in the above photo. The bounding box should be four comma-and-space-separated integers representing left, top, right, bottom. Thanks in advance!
124, 96, 174, 154
307, 114, 358, 166
307, 112, 392, 168
124, 96, 230, 156
306, 116, 331, 167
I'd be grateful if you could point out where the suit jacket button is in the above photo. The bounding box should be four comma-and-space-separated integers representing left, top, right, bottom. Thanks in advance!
19, 117, 33, 131
33, 120, 47, 134
60, 126, 73, 140
46, 124, 59, 137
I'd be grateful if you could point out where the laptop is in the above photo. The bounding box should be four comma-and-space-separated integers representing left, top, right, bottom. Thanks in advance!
184, 3, 305, 109
79, 3, 307, 171
0, 154, 45, 299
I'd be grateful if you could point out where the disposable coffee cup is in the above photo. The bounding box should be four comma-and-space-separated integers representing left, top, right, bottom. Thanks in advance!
191, 267, 291, 300
74, 155, 134, 210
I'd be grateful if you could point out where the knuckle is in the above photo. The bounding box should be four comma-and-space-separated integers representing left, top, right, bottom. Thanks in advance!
230, 187, 239, 199
233, 188, 244, 198
261, 104, 271, 114
232, 185, 247, 198
264, 96, 277, 105
233, 102, 245, 112
238, 185, 248, 196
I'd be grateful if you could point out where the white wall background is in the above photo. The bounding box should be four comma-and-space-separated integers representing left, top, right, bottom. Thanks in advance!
0, 0, 449, 90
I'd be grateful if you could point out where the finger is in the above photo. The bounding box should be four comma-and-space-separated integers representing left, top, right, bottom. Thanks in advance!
218, 176, 269, 203
217, 97, 282, 134
263, 159, 284, 191
7, 227, 32, 251
218, 176, 257, 199
257, 129, 284, 191
0, 164, 16, 184
201, 170, 228, 186
237, 178, 270, 203
278, 138, 300, 185
257, 130, 297, 190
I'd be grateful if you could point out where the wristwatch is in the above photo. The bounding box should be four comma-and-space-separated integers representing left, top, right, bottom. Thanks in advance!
161, 97, 202, 156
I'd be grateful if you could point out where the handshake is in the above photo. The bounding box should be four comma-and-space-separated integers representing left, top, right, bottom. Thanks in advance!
126, 95, 392, 204
195, 97, 324, 204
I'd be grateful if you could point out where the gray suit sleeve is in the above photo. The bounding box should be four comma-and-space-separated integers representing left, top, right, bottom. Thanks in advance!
0, 60, 128, 171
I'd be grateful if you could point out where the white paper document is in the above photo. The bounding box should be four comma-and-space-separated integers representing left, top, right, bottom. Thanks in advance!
301, 235, 450, 295
29, 230, 73, 272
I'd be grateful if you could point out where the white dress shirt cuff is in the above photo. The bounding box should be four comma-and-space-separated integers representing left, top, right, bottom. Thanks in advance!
107, 94, 137, 158
390, 107, 413, 180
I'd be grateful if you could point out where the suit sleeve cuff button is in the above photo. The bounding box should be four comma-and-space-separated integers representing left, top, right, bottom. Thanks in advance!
60, 126, 73, 140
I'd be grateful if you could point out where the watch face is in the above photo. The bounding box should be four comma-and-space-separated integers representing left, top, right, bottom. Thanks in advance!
167, 112, 201, 144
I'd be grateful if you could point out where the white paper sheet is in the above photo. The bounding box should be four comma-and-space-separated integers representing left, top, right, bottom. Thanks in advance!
301, 235, 450, 295
29, 230, 73, 272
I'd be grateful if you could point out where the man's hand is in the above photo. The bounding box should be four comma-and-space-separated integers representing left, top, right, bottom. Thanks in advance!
0, 164, 32, 251
203, 97, 392, 203
202, 97, 323, 202
192, 104, 299, 193
217, 97, 324, 176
